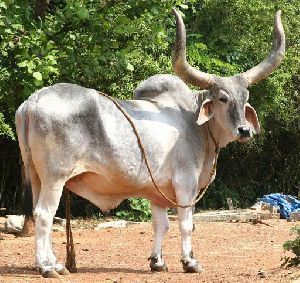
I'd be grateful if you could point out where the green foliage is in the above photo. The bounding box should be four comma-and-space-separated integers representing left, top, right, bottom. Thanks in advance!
0, 137, 22, 212
0, 0, 186, 138
0, 0, 188, 213
0, 0, 299, 215
0, 113, 14, 139
282, 226, 300, 267
193, 0, 300, 209
116, 198, 151, 222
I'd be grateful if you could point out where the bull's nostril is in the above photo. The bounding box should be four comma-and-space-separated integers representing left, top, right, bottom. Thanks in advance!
238, 126, 250, 137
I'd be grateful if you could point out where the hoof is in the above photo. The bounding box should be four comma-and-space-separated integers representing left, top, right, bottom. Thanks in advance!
181, 259, 203, 273
42, 269, 61, 278
150, 263, 168, 272
149, 256, 168, 272
57, 267, 70, 275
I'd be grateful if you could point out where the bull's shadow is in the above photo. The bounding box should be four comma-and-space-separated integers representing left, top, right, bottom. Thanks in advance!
0, 266, 39, 276
0, 265, 150, 276
78, 266, 150, 274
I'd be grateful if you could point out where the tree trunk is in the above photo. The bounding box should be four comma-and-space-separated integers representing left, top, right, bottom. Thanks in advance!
34, 0, 50, 19
19, 215, 34, 237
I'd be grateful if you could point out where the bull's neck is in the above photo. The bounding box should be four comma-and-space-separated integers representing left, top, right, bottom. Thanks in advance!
190, 90, 203, 113
207, 118, 233, 148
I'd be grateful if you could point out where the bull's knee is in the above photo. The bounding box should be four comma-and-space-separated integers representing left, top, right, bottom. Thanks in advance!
179, 220, 193, 237
33, 208, 53, 231
153, 219, 169, 234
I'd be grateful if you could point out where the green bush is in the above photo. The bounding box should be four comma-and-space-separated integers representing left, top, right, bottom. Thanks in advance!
116, 198, 151, 222
0, 0, 299, 217
282, 226, 300, 267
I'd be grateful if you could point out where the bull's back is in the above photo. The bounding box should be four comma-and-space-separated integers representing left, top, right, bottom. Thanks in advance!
16, 82, 201, 209
19, 84, 109, 179
18, 83, 189, 190
27, 83, 104, 140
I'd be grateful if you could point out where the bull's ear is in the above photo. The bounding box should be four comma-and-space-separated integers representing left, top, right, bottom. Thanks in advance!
245, 103, 260, 134
197, 99, 214, 125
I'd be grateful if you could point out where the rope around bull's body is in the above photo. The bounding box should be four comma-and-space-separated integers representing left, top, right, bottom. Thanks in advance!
99, 91, 220, 208
64, 91, 220, 271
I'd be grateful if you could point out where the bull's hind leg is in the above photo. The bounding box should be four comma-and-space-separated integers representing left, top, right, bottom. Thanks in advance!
149, 202, 169, 272
33, 180, 69, 278
27, 164, 66, 275
178, 207, 202, 273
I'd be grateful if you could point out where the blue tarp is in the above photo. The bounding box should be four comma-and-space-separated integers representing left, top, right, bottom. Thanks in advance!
260, 193, 300, 219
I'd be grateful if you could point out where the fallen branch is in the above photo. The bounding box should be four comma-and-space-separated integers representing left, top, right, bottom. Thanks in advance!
252, 219, 271, 226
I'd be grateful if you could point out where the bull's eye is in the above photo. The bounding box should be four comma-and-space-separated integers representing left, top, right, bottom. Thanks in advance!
219, 97, 228, 103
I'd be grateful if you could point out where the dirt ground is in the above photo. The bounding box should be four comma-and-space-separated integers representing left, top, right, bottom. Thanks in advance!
0, 217, 300, 282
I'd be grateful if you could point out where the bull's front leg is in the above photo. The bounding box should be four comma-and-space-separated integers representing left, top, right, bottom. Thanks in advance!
149, 202, 169, 272
178, 207, 203, 273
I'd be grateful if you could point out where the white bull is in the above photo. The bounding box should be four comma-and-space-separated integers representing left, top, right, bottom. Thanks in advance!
15, 10, 285, 278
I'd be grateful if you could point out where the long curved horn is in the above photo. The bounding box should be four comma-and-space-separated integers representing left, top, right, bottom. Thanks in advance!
172, 9, 213, 89
241, 10, 285, 86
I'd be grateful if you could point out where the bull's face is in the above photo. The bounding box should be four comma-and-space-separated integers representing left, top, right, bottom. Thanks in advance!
196, 76, 260, 143
172, 9, 284, 143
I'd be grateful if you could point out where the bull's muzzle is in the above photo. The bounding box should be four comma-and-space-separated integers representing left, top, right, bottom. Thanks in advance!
238, 126, 251, 139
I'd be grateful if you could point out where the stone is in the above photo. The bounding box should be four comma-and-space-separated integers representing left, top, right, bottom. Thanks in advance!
53, 217, 66, 226
94, 220, 127, 230
290, 211, 300, 221
193, 209, 279, 223
52, 225, 65, 232
5, 215, 24, 233
19, 215, 34, 237
257, 269, 268, 278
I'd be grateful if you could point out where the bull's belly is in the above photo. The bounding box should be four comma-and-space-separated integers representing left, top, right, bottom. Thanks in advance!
65, 171, 176, 212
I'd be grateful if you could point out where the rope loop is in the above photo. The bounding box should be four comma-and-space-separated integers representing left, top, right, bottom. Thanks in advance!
99, 91, 219, 208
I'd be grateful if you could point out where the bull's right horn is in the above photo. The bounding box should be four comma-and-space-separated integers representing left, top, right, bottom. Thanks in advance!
241, 10, 285, 86
172, 9, 214, 89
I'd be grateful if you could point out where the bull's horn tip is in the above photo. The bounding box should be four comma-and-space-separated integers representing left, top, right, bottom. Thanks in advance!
172, 8, 179, 16
276, 10, 282, 17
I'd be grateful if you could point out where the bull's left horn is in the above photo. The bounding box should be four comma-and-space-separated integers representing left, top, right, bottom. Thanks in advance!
241, 10, 285, 86
172, 9, 214, 89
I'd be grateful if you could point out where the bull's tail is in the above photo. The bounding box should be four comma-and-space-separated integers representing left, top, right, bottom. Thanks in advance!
20, 162, 35, 236
15, 102, 35, 235
21, 163, 33, 219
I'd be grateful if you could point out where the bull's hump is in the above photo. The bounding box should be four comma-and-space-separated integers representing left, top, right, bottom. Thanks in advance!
134, 74, 191, 103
